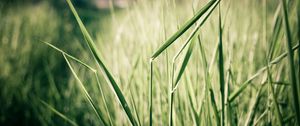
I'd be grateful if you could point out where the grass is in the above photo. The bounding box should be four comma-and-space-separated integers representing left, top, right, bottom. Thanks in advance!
281, 0, 300, 124
0, 0, 299, 125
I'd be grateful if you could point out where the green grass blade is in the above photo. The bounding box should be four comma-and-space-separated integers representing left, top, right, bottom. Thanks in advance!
229, 44, 299, 102
186, 85, 200, 126
266, 65, 283, 125
198, 36, 218, 125
94, 72, 113, 126
172, 39, 196, 92
210, 89, 220, 126
168, 39, 195, 126
172, 0, 220, 63
40, 100, 78, 126
281, 0, 300, 124
63, 54, 108, 126
170, 0, 219, 92
130, 91, 142, 126
42, 41, 96, 72
65, 0, 137, 125
44, 41, 113, 125
151, 0, 218, 59
149, 60, 153, 126
244, 85, 263, 126
217, 4, 225, 126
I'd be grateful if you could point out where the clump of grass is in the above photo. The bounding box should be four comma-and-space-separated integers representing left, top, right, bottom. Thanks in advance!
5, 0, 297, 125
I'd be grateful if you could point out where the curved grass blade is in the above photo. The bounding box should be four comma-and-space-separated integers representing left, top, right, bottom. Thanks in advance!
40, 100, 78, 126
65, 0, 137, 125
281, 0, 300, 124
151, 0, 218, 59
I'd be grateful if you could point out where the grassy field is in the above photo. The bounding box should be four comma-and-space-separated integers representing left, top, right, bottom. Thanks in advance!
0, 0, 299, 125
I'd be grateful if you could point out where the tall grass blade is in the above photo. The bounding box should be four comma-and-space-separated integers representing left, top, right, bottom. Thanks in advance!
281, 0, 300, 124
65, 0, 137, 125
217, 4, 225, 126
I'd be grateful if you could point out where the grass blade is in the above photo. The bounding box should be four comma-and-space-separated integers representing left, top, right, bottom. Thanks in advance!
172, 39, 196, 92
40, 100, 78, 126
149, 60, 153, 126
244, 85, 263, 126
94, 72, 113, 126
281, 0, 300, 124
210, 89, 220, 126
229, 44, 299, 102
266, 65, 283, 125
151, 0, 217, 59
42, 41, 96, 72
217, 4, 225, 126
65, 0, 137, 125
63, 54, 108, 125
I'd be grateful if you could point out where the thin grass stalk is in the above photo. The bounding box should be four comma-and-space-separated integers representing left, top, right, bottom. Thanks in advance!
63, 54, 107, 125
149, 59, 153, 126
42, 41, 96, 72
281, 0, 300, 124
130, 90, 141, 126
40, 100, 78, 126
94, 72, 113, 126
218, 4, 225, 126
198, 36, 219, 125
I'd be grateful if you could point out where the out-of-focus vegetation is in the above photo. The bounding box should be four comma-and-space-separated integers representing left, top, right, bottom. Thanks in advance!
0, 0, 299, 125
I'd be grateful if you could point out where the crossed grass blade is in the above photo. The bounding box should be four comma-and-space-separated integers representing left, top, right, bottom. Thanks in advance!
44, 41, 113, 125
151, 0, 218, 59
228, 44, 299, 102
65, 0, 137, 125
63, 53, 108, 125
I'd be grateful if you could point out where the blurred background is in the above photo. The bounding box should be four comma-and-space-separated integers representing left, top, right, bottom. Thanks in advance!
0, 0, 129, 125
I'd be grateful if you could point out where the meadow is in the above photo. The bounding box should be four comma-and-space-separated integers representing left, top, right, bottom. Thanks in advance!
0, 0, 299, 125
